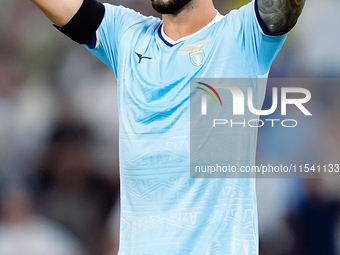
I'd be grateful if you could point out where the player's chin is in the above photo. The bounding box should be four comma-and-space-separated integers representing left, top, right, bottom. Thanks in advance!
151, 0, 192, 14
151, 0, 178, 14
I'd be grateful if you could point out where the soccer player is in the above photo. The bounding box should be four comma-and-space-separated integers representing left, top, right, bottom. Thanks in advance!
31, 0, 305, 254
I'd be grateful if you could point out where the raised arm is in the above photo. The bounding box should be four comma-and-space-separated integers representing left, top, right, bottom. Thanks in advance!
31, 0, 84, 26
257, 0, 305, 34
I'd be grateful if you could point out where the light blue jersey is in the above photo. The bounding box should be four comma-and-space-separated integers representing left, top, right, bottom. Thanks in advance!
88, 1, 286, 254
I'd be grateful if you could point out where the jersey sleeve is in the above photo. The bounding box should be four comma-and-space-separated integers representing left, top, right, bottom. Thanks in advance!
86, 4, 146, 73
226, 0, 288, 76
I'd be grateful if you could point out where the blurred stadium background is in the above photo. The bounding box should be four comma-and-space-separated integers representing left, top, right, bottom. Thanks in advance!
1, 0, 340, 254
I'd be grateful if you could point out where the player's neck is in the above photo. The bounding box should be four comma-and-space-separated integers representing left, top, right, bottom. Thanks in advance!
162, 0, 216, 41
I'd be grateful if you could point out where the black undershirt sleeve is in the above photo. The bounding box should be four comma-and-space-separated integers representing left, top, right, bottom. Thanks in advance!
54, 0, 105, 45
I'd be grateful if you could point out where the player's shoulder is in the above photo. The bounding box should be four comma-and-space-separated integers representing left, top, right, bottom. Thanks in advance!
103, 4, 142, 18
225, 1, 254, 21
208, 1, 254, 33
102, 3, 161, 27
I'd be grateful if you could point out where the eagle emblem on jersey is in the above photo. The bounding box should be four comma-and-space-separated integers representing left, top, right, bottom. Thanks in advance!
179, 39, 210, 67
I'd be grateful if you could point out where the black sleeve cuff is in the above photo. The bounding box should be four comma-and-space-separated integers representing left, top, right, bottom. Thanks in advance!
254, 0, 296, 36
54, 0, 105, 45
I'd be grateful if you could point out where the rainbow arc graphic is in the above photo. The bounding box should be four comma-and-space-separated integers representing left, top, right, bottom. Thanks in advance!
197, 82, 222, 115
197, 82, 223, 106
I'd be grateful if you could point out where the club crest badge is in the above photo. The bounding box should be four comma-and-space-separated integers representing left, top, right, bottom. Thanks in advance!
179, 39, 210, 67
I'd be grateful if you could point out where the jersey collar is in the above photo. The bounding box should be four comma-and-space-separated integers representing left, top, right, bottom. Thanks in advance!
159, 10, 224, 46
